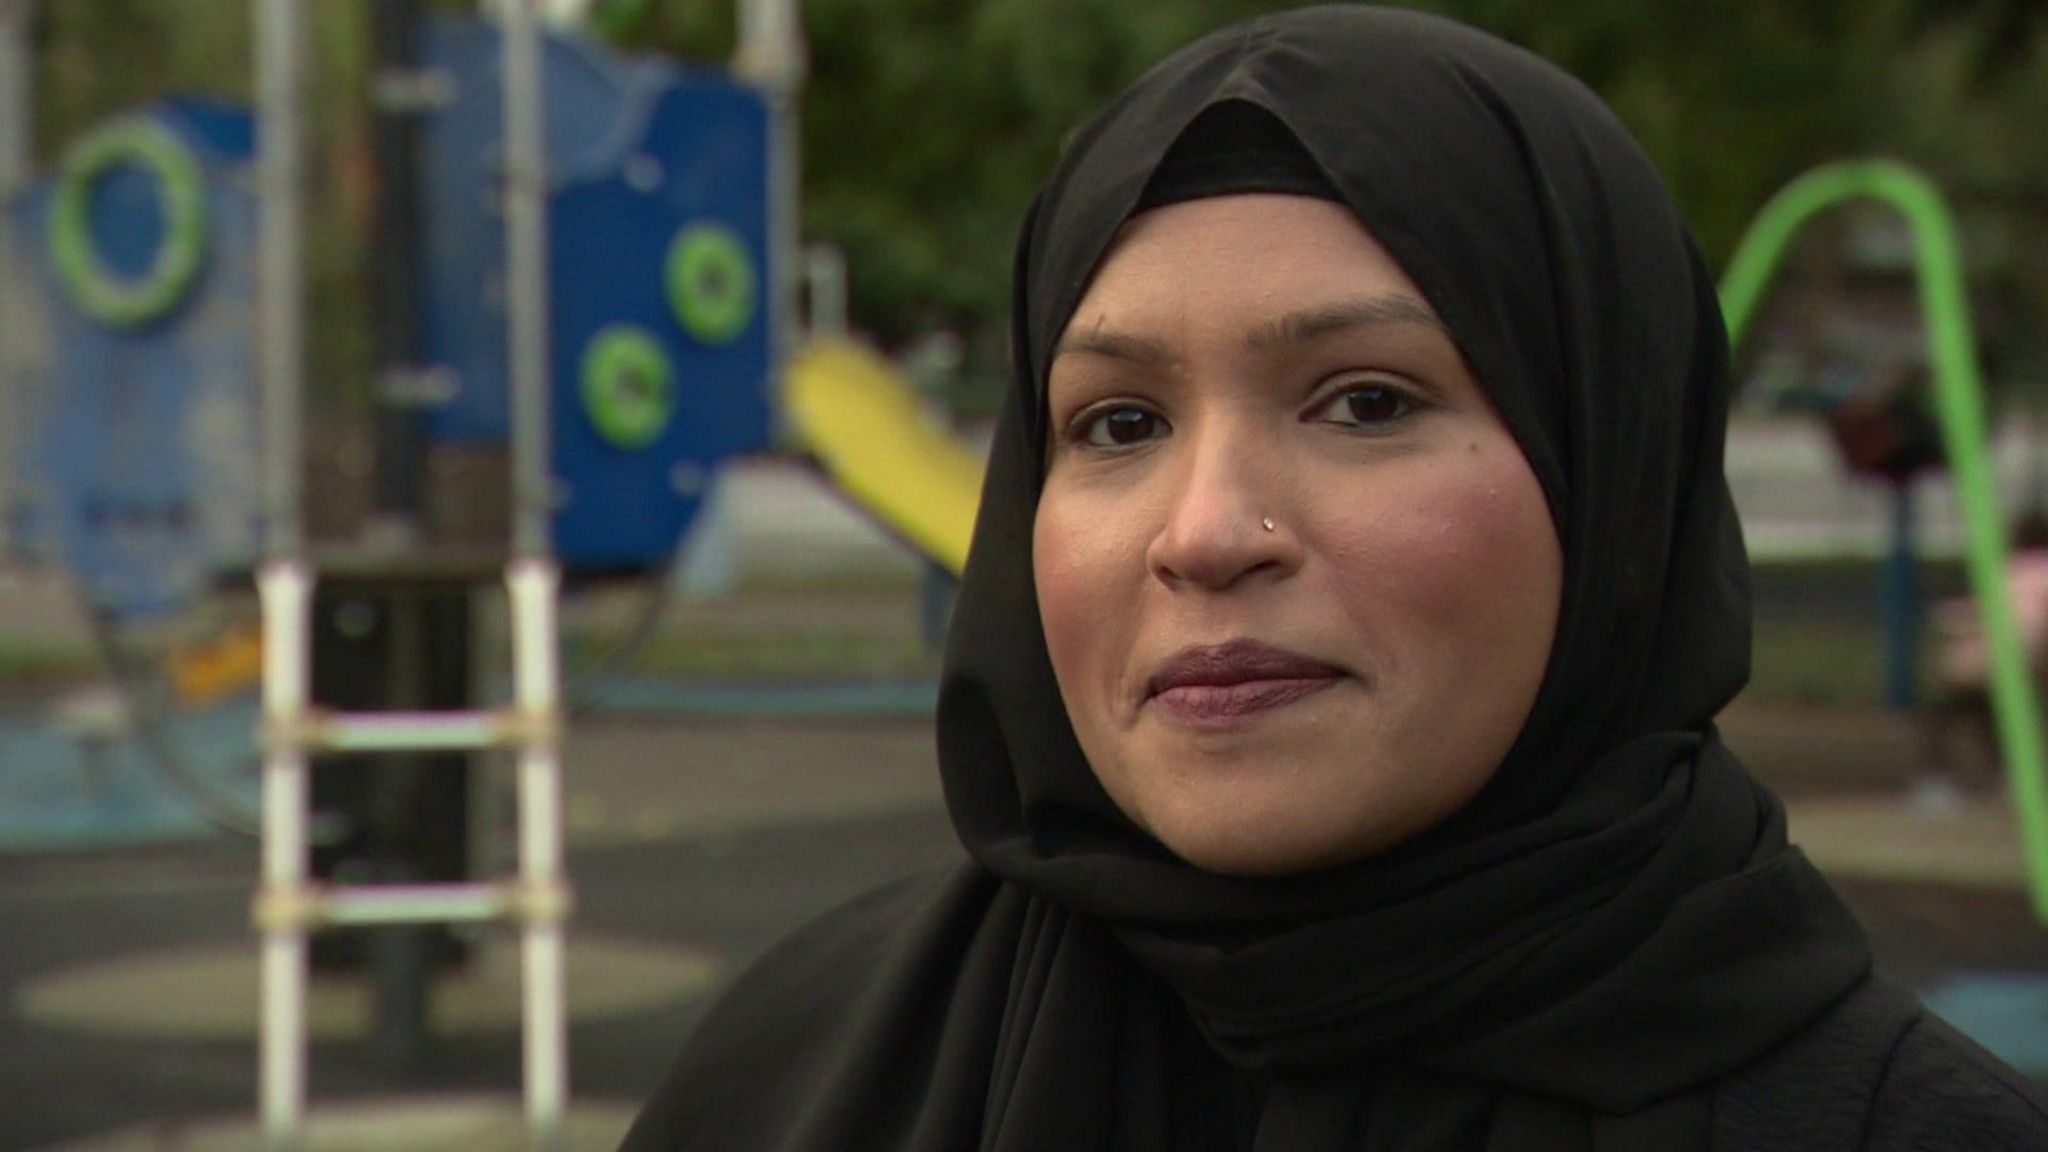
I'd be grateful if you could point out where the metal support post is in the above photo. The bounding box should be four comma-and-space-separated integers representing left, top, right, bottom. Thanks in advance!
364, 2, 439, 1061
0, 0, 34, 549
365, 584, 431, 1071
257, 562, 314, 1150
511, 557, 566, 1150
504, 6, 569, 1147
802, 244, 847, 340
0, 1, 26, 189
369, 0, 431, 533
734, 0, 806, 385
1883, 481, 1922, 711
310, 0, 471, 1077
504, 0, 551, 563
257, 0, 308, 563
255, 0, 311, 1146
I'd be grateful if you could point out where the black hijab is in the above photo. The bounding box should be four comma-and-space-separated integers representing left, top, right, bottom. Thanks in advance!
625, 8, 1872, 1150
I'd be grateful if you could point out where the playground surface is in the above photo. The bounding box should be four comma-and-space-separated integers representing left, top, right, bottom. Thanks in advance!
2, 698, 2048, 1150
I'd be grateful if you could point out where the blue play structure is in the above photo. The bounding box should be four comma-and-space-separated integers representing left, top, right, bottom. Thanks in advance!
3, 98, 261, 618
3, 17, 774, 604
420, 17, 773, 570
0, 17, 776, 849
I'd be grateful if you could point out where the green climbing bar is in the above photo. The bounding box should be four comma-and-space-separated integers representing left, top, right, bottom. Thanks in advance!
1720, 159, 2048, 921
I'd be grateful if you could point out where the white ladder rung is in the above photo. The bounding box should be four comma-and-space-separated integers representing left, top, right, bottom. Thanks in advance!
313, 882, 510, 928
276, 709, 548, 754
252, 880, 572, 931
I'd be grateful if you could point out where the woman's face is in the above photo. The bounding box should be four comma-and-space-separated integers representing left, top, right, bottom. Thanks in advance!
1034, 194, 1563, 876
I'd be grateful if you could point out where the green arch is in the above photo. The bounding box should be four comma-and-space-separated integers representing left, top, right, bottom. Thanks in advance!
1720, 159, 2048, 920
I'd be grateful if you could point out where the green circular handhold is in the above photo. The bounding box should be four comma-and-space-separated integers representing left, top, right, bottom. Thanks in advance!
665, 222, 757, 346
581, 326, 678, 451
48, 117, 211, 330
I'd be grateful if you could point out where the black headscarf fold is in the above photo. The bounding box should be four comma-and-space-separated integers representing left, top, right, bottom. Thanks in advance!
626, 8, 1873, 1150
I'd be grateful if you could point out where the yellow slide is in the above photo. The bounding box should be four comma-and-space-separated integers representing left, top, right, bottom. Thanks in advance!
784, 338, 986, 577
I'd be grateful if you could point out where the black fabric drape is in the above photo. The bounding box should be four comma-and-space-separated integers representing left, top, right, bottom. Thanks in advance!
624, 8, 1875, 1150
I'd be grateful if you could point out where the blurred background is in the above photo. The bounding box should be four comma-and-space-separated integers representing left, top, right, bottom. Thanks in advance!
5, 0, 2048, 1148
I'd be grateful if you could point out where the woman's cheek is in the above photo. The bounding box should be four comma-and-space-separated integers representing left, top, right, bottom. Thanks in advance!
1034, 498, 1120, 702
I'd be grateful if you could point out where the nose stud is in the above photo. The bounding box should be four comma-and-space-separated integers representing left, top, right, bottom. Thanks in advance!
1261, 516, 1276, 533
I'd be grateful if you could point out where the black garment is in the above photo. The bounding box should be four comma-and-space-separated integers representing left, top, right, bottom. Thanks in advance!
622, 872, 2048, 1150
625, 7, 2048, 1149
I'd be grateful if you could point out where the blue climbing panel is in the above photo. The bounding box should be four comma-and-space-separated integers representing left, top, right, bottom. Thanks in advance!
4, 99, 261, 618
418, 18, 773, 571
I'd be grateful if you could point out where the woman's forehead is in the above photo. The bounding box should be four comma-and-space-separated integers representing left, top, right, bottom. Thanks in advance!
1060, 194, 1435, 329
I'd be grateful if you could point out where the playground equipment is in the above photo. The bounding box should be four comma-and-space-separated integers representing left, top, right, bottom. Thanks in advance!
0, 0, 977, 862
0, 2, 969, 1143
2, 99, 260, 617
0, 94, 272, 836
0, 2, 784, 1146
1720, 159, 2048, 924
242, 4, 576, 1148
2, 18, 778, 594
416, 16, 772, 569
785, 338, 983, 577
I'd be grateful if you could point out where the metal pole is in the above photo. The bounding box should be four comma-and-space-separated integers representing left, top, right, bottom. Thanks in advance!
257, 0, 308, 562
0, 0, 26, 225
368, 587, 432, 1071
0, 1, 25, 189
802, 244, 846, 340
369, 0, 429, 534
0, 0, 32, 554
504, 0, 551, 560
510, 557, 567, 1151
364, 2, 436, 1070
1883, 480, 1921, 710
258, 562, 314, 1152
256, 2, 310, 1145
503, 9, 568, 1144
734, 0, 805, 381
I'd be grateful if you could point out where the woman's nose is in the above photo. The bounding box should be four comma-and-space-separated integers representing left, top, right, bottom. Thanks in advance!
1144, 434, 1300, 591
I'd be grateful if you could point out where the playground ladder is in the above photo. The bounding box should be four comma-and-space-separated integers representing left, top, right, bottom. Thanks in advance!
253, 558, 569, 1152
251, 0, 567, 1148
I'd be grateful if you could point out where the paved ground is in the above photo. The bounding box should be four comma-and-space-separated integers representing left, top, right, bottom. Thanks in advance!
2, 793, 958, 1148
0, 711, 959, 1151
5, 699, 2048, 1150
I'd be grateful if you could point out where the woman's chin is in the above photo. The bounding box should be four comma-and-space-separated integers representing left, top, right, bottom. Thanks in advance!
1144, 806, 1401, 878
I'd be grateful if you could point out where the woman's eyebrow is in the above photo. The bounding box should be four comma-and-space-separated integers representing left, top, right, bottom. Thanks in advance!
1244, 295, 1449, 350
1051, 327, 1173, 366
1051, 294, 1446, 364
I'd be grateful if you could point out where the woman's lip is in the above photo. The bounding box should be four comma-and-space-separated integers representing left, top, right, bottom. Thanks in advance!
1146, 640, 1342, 696
1147, 676, 1339, 727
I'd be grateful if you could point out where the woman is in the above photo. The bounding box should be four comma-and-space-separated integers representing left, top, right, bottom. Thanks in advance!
624, 7, 2048, 1148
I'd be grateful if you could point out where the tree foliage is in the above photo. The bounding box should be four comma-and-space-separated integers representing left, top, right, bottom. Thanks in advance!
23, 1, 2048, 397
618, 0, 2048, 398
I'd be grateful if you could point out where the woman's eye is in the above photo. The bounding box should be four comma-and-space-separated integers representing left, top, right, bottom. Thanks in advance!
1316, 384, 1414, 428
1077, 405, 1166, 448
